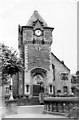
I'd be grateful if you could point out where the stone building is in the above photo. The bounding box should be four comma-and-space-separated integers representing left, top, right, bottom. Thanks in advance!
0, 43, 2, 87
0, 43, 2, 107
17, 11, 71, 98
71, 72, 79, 96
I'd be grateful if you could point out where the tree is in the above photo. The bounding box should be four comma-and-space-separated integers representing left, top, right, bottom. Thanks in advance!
76, 71, 79, 75
2, 43, 23, 99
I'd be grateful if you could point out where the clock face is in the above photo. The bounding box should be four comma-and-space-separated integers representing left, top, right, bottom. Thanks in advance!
35, 29, 42, 36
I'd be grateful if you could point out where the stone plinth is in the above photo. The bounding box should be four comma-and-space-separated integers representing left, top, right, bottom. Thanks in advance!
5, 99, 17, 115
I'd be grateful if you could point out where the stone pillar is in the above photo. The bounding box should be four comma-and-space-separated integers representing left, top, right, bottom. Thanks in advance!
19, 71, 23, 96
24, 71, 31, 95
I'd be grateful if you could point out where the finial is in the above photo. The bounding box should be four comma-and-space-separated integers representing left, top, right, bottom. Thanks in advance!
34, 10, 38, 14
62, 60, 64, 64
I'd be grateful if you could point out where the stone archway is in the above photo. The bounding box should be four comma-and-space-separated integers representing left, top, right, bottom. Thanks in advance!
31, 68, 47, 96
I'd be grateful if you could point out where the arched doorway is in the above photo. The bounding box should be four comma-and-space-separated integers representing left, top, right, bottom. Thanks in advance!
31, 68, 47, 96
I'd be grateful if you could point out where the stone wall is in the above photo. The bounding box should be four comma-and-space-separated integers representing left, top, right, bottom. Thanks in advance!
18, 25, 24, 95
24, 42, 53, 96
51, 53, 71, 95
23, 28, 33, 41
0, 43, 2, 86
27, 44, 51, 71
12, 73, 19, 97
0, 43, 2, 108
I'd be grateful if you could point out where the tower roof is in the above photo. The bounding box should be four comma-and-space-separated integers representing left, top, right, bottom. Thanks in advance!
27, 10, 48, 27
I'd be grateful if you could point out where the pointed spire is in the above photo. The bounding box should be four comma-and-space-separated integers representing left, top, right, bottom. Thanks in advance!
27, 10, 48, 27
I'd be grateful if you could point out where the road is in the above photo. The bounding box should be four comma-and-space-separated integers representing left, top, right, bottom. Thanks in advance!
5, 105, 67, 118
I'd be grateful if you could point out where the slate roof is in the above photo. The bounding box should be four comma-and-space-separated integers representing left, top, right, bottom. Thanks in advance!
51, 52, 70, 71
27, 10, 48, 27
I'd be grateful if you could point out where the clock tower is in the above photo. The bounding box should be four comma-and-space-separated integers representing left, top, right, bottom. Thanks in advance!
18, 11, 54, 97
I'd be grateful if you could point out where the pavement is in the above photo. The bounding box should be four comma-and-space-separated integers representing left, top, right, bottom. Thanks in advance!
4, 105, 67, 118
0, 107, 5, 120
5, 113, 67, 118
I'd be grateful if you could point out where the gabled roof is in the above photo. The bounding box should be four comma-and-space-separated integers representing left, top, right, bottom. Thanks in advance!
51, 52, 70, 71
27, 10, 48, 27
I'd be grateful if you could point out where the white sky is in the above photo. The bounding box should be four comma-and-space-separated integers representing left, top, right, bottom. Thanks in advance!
0, 0, 77, 74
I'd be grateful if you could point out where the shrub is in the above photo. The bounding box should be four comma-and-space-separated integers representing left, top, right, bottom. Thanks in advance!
67, 106, 79, 119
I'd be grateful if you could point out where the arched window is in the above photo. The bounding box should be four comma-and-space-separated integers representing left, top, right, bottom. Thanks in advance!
26, 85, 30, 93
49, 84, 53, 94
52, 64, 55, 81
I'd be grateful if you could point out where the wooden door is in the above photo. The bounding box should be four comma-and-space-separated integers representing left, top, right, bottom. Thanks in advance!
33, 85, 40, 96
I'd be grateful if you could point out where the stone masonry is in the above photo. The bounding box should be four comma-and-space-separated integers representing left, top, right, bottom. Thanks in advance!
18, 11, 71, 97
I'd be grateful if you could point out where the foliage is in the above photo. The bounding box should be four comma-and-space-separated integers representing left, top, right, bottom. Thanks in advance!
2, 43, 23, 85
67, 106, 79, 119
76, 71, 79, 75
